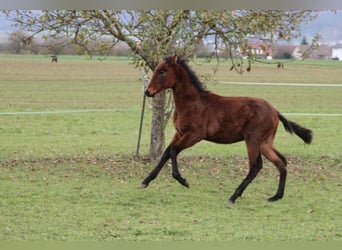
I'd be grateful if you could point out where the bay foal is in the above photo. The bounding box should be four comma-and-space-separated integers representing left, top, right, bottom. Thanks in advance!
142, 55, 312, 204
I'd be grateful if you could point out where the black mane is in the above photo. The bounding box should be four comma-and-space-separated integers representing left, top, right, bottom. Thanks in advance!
165, 56, 208, 93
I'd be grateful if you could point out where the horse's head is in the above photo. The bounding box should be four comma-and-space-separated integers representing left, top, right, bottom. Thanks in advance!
145, 55, 178, 97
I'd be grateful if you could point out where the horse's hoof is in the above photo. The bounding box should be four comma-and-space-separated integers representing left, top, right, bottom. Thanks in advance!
183, 179, 190, 188
140, 183, 148, 189
227, 199, 235, 207
267, 196, 282, 202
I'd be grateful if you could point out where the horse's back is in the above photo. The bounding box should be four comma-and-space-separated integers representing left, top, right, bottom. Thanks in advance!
202, 93, 279, 143
204, 93, 277, 120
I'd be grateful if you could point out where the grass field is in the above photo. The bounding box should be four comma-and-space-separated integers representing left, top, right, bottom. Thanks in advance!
0, 54, 341, 241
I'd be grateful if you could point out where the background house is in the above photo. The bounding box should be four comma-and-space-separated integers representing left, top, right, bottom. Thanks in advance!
331, 44, 342, 60
243, 43, 274, 60
272, 44, 332, 60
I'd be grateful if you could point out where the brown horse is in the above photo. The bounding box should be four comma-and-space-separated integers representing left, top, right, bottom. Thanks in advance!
142, 55, 313, 204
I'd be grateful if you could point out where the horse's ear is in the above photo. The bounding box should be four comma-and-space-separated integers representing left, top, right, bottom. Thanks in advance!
170, 55, 178, 65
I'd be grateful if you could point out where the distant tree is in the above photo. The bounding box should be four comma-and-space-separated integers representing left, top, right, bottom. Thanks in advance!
283, 51, 293, 59
43, 36, 69, 55
301, 36, 309, 45
273, 46, 294, 59
7, 30, 32, 54
3, 10, 320, 159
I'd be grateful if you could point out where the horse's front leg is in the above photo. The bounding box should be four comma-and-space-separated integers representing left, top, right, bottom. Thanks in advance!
141, 145, 171, 188
170, 132, 201, 188
141, 133, 181, 188
170, 146, 189, 188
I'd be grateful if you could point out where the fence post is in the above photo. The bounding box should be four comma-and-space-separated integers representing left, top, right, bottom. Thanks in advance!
136, 71, 149, 156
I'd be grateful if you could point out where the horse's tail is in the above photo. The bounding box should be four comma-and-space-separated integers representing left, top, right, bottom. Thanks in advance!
278, 112, 313, 144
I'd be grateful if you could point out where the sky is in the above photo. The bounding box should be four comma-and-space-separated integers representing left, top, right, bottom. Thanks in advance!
0, 10, 342, 45
297, 10, 342, 45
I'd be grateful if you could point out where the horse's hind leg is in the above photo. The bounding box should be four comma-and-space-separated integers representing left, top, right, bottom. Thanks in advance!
228, 144, 263, 204
261, 143, 287, 202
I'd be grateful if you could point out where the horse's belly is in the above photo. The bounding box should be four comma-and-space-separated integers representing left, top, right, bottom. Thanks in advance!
205, 119, 244, 144
206, 133, 243, 144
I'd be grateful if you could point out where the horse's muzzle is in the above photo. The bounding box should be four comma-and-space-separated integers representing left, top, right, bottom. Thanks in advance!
144, 90, 154, 97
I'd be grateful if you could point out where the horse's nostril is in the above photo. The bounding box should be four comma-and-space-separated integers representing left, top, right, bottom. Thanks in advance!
145, 90, 154, 97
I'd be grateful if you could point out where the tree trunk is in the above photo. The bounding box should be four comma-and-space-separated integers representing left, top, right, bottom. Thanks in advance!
149, 90, 166, 161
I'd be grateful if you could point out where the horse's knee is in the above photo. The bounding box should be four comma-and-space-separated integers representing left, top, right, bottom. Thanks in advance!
249, 153, 263, 175
255, 154, 263, 169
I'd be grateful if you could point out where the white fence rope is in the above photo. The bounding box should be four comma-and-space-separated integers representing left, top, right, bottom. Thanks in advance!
283, 113, 342, 117
220, 81, 342, 87
1, 82, 341, 117
0, 108, 133, 116
1, 109, 341, 117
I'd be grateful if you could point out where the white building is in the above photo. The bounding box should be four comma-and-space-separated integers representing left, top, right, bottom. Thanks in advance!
331, 45, 342, 60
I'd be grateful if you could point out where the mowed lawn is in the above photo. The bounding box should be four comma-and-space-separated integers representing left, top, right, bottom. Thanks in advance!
0, 55, 341, 241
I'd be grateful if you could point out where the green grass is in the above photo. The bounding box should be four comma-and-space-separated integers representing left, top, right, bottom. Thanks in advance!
0, 156, 341, 240
0, 55, 341, 241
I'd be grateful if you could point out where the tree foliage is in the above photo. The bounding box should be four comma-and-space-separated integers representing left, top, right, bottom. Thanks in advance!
3, 10, 319, 159
7, 30, 32, 54
3, 10, 319, 70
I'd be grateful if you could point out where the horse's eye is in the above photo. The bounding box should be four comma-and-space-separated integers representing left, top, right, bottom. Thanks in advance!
158, 69, 165, 75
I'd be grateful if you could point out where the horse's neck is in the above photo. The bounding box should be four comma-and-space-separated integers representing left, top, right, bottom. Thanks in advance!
172, 77, 200, 96
172, 80, 201, 108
